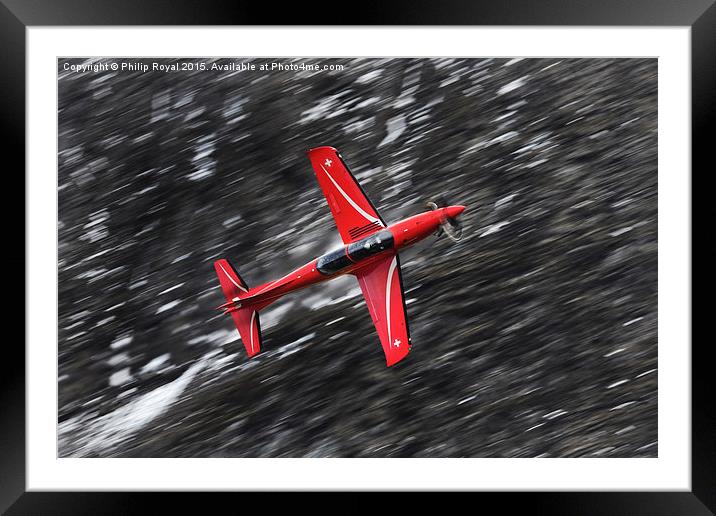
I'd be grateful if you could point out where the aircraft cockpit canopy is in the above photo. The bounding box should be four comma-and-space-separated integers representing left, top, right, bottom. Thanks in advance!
347, 230, 394, 261
316, 229, 395, 275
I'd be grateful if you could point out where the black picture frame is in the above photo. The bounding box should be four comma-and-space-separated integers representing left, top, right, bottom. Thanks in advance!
2, 0, 711, 513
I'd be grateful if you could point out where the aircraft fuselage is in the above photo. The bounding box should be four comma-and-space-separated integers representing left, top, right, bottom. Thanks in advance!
236, 205, 465, 310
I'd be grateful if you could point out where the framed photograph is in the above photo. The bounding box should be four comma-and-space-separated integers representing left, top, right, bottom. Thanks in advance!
3, 0, 711, 512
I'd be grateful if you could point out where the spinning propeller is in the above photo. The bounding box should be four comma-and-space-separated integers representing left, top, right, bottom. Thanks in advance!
425, 196, 464, 242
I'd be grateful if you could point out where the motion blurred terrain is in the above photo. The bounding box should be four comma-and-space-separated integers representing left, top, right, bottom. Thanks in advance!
58, 57, 657, 457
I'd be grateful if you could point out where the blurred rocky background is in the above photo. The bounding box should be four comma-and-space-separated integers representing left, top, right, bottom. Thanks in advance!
58, 57, 657, 457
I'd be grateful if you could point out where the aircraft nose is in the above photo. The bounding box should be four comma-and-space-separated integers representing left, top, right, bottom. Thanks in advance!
445, 205, 466, 218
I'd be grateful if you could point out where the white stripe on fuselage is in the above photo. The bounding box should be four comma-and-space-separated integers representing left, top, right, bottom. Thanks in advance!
321, 164, 383, 226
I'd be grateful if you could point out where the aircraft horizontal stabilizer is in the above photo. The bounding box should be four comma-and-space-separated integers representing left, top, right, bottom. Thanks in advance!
228, 307, 262, 357
214, 259, 263, 357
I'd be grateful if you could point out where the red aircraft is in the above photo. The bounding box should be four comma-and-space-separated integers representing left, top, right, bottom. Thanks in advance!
214, 146, 465, 366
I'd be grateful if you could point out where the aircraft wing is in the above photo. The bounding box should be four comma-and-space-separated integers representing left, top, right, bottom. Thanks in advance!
354, 253, 411, 366
307, 146, 386, 244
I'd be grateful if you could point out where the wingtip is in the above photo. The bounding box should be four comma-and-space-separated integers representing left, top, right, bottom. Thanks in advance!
307, 145, 338, 155
386, 348, 411, 367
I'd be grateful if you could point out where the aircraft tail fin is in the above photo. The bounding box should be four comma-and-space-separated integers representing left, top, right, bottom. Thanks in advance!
214, 258, 250, 300
214, 259, 263, 357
